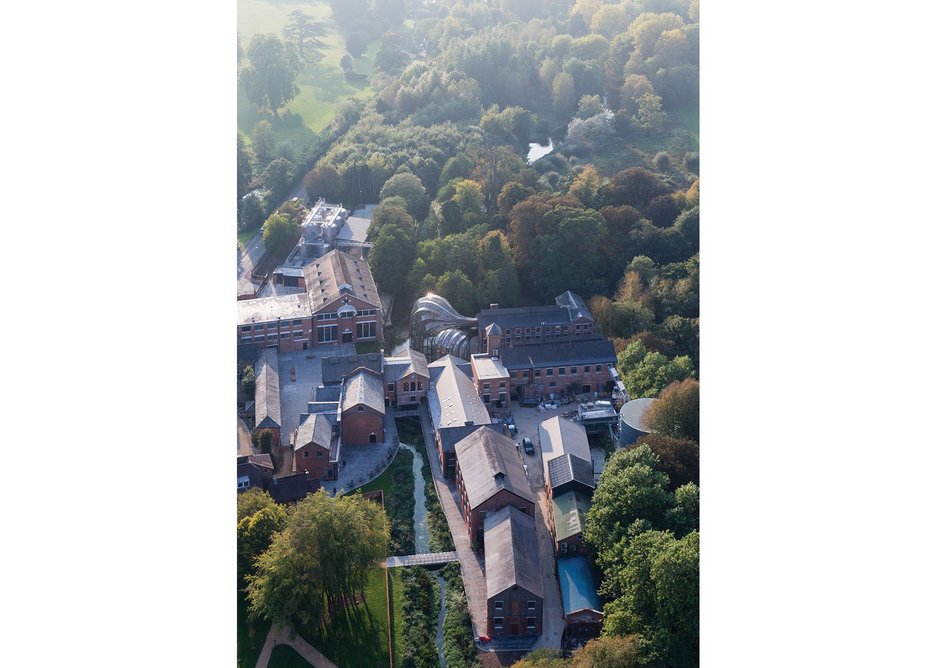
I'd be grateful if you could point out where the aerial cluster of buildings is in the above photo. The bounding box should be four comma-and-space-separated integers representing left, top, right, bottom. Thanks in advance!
413, 291, 620, 411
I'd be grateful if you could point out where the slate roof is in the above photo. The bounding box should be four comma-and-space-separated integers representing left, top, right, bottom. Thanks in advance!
294, 412, 334, 452
438, 423, 495, 455
477, 304, 572, 332
383, 349, 430, 383
321, 352, 383, 385
554, 291, 592, 322
499, 338, 616, 371
551, 490, 591, 542
539, 416, 592, 471
254, 348, 281, 429
341, 367, 386, 414
455, 428, 534, 509
246, 454, 274, 471
484, 505, 544, 599
547, 454, 595, 493
303, 249, 380, 310
427, 355, 490, 430
269, 472, 316, 504
557, 556, 602, 615
314, 385, 341, 402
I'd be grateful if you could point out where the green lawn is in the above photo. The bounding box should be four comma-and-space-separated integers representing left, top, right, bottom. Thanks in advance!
299, 567, 396, 668
237, 0, 392, 138
268, 644, 313, 668
238, 227, 260, 247
389, 569, 405, 668
238, 590, 271, 668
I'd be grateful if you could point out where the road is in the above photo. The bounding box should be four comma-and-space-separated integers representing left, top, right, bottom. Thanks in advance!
237, 178, 306, 285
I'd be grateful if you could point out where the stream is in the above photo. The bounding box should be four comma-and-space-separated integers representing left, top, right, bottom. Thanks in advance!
399, 440, 447, 667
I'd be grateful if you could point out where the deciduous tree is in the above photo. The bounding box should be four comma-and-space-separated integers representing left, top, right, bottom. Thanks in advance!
239, 34, 303, 118
380, 172, 429, 220
369, 224, 417, 299
262, 212, 300, 255
644, 378, 699, 442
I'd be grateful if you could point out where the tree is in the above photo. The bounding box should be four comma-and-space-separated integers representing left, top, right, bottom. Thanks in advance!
439, 153, 474, 188
346, 32, 368, 58
600, 530, 699, 668
339, 53, 353, 73
645, 194, 680, 227
380, 172, 429, 220
261, 157, 295, 204
571, 635, 642, 668
636, 433, 699, 490
282, 10, 326, 62
237, 488, 277, 522
239, 192, 266, 232
238, 503, 287, 584
666, 482, 699, 536
568, 165, 603, 208
673, 205, 698, 253
552, 72, 577, 117
369, 224, 417, 298
629, 12, 685, 59
262, 212, 300, 255
246, 490, 389, 628
237, 133, 253, 201
591, 4, 633, 40
239, 34, 303, 118
632, 92, 666, 130
241, 365, 256, 395
375, 32, 411, 75
435, 269, 476, 315
619, 74, 654, 115
601, 167, 669, 209
497, 182, 535, 216
576, 94, 604, 119
585, 445, 674, 563
303, 164, 341, 202
370, 202, 416, 238
644, 378, 699, 442
250, 120, 274, 164
617, 340, 694, 398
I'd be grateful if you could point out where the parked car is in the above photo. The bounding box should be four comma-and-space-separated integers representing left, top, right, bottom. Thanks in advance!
507, 423, 517, 436
522, 437, 534, 454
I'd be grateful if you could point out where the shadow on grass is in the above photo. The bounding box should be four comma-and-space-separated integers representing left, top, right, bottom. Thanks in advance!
238, 590, 271, 668
268, 644, 313, 668
296, 569, 390, 668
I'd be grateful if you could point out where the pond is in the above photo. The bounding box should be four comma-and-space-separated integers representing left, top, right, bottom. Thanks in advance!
527, 138, 554, 164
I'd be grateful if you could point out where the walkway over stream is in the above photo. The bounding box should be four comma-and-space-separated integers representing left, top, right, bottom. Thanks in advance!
384, 551, 460, 568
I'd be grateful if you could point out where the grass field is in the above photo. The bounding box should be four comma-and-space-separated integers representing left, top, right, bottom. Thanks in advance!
389, 569, 405, 667
238, 0, 393, 140
299, 567, 397, 668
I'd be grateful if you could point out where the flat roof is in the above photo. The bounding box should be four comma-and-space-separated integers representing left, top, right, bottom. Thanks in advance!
337, 216, 372, 243
539, 416, 592, 470
620, 398, 656, 431
471, 354, 509, 381
237, 293, 310, 325
557, 556, 602, 615
552, 490, 591, 542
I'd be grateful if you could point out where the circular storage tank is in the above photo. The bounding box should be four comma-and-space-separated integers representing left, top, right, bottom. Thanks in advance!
619, 397, 657, 446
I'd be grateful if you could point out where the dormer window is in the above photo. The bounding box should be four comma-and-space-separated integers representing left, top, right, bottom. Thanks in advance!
339, 282, 353, 294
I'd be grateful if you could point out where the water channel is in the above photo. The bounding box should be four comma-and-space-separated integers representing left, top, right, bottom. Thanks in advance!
399, 440, 447, 666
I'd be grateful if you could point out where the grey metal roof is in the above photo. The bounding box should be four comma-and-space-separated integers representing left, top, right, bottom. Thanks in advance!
484, 505, 544, 599
539, 416, 592, 472
551, 490, 591, 542
337, 216, 372, 243
455, 428, 534, 509
484, 322, 502, 336
477, 304, 572, 332
341, 368, 386, 414
554, 291, 592, 322
321, 352, 383, 385
294, 412, 334, 452
557, 555, 602, 615
499, 338, 616, 371
619, 397, 657, 431
254, 348, 281, 429
438, 423, 495, 455
428, 355, 491, 430
547, 454, 595, 493
303, 249, 380, 310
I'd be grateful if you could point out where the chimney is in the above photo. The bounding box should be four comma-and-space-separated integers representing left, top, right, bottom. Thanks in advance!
464, 421, 474, 427
489, 303, 499, 309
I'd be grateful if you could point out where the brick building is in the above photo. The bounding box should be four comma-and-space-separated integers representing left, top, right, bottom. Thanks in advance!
539, 417, 596, 555
340, 367, 385, 445
484, 505, 544, 638
427, 354, 493, 479
454, 427, 535, 548
237, 454, 274, 493
551, 490, 591, 555
474, 293, 617, 401
558, 555, 603, 641
237, 249, 383, 354
292, 412, 339, 481
253, 347, 281, 445
383, 348, 430, 409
